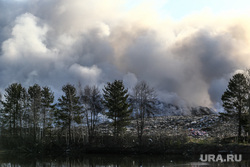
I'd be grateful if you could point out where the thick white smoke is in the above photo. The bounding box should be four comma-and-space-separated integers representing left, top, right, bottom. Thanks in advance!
1, 0, 250, 110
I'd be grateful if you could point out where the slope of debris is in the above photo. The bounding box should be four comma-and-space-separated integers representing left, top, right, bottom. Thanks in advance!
98, 114, 238, 139
97, 102, 233, 139
133, 114, 237, 139
154, 101, 216, 116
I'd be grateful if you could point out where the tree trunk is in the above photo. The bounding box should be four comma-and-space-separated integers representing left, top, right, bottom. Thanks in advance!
68, 118, 71, 145
238, 106, 242, 142
43, 107, 46, 140
114, 110, 117, 137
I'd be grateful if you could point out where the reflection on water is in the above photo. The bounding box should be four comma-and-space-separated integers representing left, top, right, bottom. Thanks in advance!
0, 154, 250, 167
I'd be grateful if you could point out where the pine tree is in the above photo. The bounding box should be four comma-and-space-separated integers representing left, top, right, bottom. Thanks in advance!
56, 84, 82, 144
103, 80, 132, 136
221, 73, 248, 140
242, 69, 250, 136
1, 83, 27, 137
0, 92, 3, 134
41, 86, 55, 140
28, 84, 42, 142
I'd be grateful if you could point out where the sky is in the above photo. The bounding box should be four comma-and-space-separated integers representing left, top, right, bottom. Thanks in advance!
161, 0, 250, 19
1, 0, 250, 111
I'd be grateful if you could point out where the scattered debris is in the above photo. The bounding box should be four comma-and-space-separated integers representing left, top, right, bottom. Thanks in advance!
97, 114, 238, 139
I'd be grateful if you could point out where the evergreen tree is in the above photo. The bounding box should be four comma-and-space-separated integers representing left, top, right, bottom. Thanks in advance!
1, 83, 27, 137
103, 80, 132, 136
41, 86, 55, 140
28, 84, 42, 142
0, 92, 3, 134
221, 73, 248, 140
242, 69, 250, 135
56, 84, 82, 144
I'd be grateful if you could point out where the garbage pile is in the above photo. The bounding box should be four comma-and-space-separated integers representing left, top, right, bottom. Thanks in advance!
189, 128, 208, 138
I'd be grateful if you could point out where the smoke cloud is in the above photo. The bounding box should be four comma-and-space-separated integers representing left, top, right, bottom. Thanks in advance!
1, 0, 250, 110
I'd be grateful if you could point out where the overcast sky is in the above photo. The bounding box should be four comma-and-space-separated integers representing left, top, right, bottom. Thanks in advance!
1, 0, 250, 110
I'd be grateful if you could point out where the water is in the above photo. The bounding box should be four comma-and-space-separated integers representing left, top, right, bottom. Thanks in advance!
0, 153, 250, 167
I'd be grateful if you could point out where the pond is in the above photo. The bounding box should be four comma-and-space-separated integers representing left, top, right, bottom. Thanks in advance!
0, 153, 250, 167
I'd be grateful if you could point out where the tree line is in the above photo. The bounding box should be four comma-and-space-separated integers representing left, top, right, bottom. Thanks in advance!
0, 80, 157, 150
1, 71, 250, 151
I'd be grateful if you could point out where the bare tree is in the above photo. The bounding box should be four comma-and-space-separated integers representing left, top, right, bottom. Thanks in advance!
79, 84, 103, 142
131, 81, 157, 145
